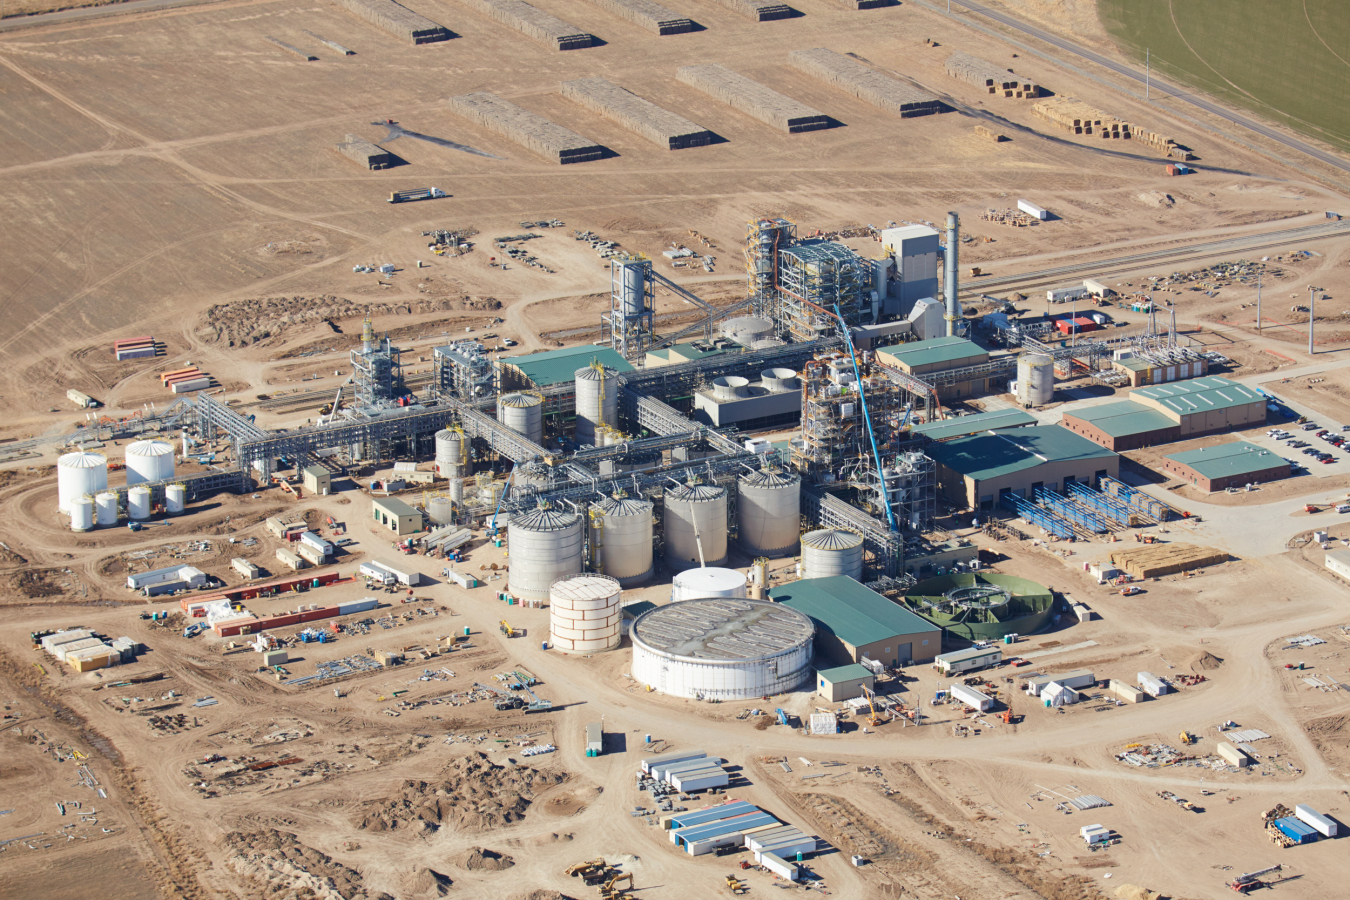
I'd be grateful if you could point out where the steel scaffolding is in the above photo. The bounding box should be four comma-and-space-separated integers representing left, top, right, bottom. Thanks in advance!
746, 218, 795, 320
776, 240, 865, 343
601, 258, 656, 359
1033, 487, 1109, 533
1066, 480, 1133, 526
793, 356, 902, 483
1000, 492, 1073, 539
433, 342, 495, 401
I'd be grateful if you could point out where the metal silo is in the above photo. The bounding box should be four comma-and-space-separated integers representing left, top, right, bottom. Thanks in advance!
165, 483, 186, 515
498, 392, 544, 444
125, 439, 175, 486
507, 504, 583, 601
58, 451, 107, 513
801, 529, 864, 580
95, 491, 119, 526
574, 363, 618, 447
435, 429, 467, 478
589, 492, 654, 587
720, 316, 775, 345
70, 496, 94, 532
737, 468, 801, 558
1016, 354, 1055, 407
663, 481, 728, 573
671, 566, 747, 602
427, 495, 454, 525
549, 574, 622, 654
127, 486, 152, 521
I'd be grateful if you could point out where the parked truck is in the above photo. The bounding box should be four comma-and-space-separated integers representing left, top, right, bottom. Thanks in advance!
388, 187, 446, 203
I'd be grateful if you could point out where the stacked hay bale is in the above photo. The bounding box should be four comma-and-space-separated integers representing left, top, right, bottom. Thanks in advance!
1033, 97, 1180, 155
713, 0, 793, 21
561, 78, 713, 149
1109, 543, 1227, 579
333, 0, 452, 44
448, 92, 606, 164
974, 125, 1007, 142
945, 51, 1040, 97
265, 37, 318, 60
788, 47, 946, 118
335, 135, 396, 169
838, 0, 894, 7
676, 64, 831, 133
587, 0, 693, 34
461, 0, 592, 49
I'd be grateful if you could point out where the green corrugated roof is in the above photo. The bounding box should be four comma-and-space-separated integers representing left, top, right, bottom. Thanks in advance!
925, 425, 1117, 481
502, 345, 634, 386
1133, 375, 1262, 416
816, 663, 873, 682
877, 336, 987, 369
1115, 357, 1152, 371
1065, 400, 1178, 438
913, 408, 1037, 441
1165, 441, 1288, 478
668, 341, 728, 362
374, 496, 419, 516
771, 576, 936, 647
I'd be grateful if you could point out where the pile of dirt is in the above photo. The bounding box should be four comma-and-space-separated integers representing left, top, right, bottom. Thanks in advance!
405, 866, 454, 897
1189, 651, 1224, 672
450, 846, 514, 871
531, 831, 574, 845
223, 830, 393, 900
1136, 191, 1175, 208
1305, 713, 1350, 760
509, 892, 579, 900
1115, 886, 1161, 900
354, 751, 565, 833
199, 295, 500, 347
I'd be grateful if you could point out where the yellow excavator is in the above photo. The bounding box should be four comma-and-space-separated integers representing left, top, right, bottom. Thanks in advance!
565, 858, 606, 878
598, 872, 633, 898
1179, 730, 1197, 746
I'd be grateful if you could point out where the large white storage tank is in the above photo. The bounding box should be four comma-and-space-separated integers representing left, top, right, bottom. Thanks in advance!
70, 496, 94, 532
507, 505, 583, 601
574, 363, 618, 447
737, 468, 801, 558
720, 316, 775, 345
663, 481, 729, 572
127, 485, 151, 521
125, 439, 175, 486
549, 574, 622, 654
427, 495, 454, 526
671, 567, 747, 602
434, 429, 466, 478
589, 493, 654, 586
498, 392, 544, 445
1016, 354, 1054, 407
630, 599, 814, 699
57, 451, 107, 513
95, 491, 119, 526
801, 529, 864, 580
165, 483, 186, 515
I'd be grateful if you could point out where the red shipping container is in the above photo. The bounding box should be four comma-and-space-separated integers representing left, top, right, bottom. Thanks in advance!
1054, 319, 1073, 334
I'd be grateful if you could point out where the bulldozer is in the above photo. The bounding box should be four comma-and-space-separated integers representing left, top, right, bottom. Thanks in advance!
565, 858, 607, 879
725, 874, 749, 895
598, 872, 633, 898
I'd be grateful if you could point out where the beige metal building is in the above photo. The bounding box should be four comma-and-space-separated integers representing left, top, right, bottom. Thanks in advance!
875, 336, 990, 399
373, 496, 423, 535
925, 425, 1120, 511
772, 576, 941, 667
815, 663, 875, 702
302, 465, 332, 495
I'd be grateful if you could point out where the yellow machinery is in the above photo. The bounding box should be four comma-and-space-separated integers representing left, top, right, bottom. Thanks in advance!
725, 874, 749, 895
500, 620, 514, 638
1179, 730, 1196, 746
598, 872, 633, 897
566, 858, 607, 878
860, 685, 885, 726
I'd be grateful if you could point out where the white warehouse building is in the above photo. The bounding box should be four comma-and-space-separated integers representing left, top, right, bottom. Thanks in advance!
630, 598, 814, 700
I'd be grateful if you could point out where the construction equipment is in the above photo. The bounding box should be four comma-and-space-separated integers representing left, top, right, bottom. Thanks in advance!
510, 671, 553, 712
598, 872, 633, 897
500, 620, 515, 638
860, 684, 887, 726
725, 874, 749, 895
474, 681, 524, 711
566, 859, 607, 878
775, 708, 788, 726
1179, 730, 1197, 745
1228, 864, 1282, 892
834, 302, 898, 531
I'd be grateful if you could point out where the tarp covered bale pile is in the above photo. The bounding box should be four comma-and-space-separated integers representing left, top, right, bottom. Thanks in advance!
1109, 543, 1227, 579
587, 0, 693, 34
462, 0, 593, 49
788, 47, 946, 118
449, 92, 606, 163
333, 0, 452, 44
336, 134, 396, 169
945, 51, 1040, 97
677, 64, 832, 133
713, 0, 793, 21
562, 77, 713, 149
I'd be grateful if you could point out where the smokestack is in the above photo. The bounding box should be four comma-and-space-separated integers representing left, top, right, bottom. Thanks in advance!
945, 211, 959, 336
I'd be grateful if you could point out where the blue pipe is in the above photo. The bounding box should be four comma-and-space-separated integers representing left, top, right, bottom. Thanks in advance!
834, 304, 898, 533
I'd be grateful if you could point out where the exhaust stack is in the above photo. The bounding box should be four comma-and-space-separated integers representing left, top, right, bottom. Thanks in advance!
945, 211, 959, 336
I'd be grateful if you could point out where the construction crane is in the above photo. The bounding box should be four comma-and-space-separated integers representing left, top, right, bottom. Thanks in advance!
860, 684, 886, 726
833, 303, 897, 532
511, 671, 553, 712
1228, 864, 1281, 893
474, 681, 523, 711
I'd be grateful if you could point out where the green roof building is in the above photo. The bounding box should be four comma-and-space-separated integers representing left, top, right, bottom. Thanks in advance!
771, 576, 941, 667
1161, 440, 1290, 492
1062, 376, 1266, 451
876, 336, 990, 399
912, 408, 1037, 442
498, 345, 634, 389
924, 424, 1119, 509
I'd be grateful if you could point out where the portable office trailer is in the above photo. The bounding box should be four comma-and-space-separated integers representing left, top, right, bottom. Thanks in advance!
949, 683, 994, 711
1047, 286, 1090, 304
300, 531, 332, 556
586, 722, 603, 756
375, 559, 421, 586
446, 568, 478, 589
935, 646, 1002, 674
1017, 199, 1048, 220
671, 765, 730, 793
359, 561, 396, 585
760, 852, 799, 881
1295, 804, 1338, 837
1137, 672, 1169, 697
1024, 669, 1095, 695
1274, 816, 1318, 844
1216, 743, 1249, 767
296, 543, 327, 566
653, 756, 724, 782
232, 558, 260, 579
1080, 824, 1109, 845
275, 548, 306, 571
266, 517, 288, 538
1109, 679, 1147, 703
1083, 278, 1112, 297
642, 749, 707, 775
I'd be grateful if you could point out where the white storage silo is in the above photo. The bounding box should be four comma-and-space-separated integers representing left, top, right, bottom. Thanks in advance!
664, 481, 728, 573
589, 493, 654, 586
498, 392, 544, 445
435, 429, 466, 478
125, 439, 175, 486
1016, 354, 1054, 407
127, 485, 151, 520
70, 496, 94, 532
549, 574, 622, 654
57, 451, 107, 513
737, 468, 801, 558
507, 505, 583, 601
671, 567, 747, 602
720, 316, 775, 345
801, 529, 864, 580
165, 483, 186, 515
427, 495, 454, 525
95, 491, 119, 526
574, 363, 618, 447
448, 477, 465, 504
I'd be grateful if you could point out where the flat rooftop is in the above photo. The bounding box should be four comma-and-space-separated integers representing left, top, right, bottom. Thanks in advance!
925, 424, 1117, 480
500, 344, 634, 386
1065, 400, 1178, 437
771, 576, 936, 647
1164, 441, 1288, 478
1132, 375, 1262, 416
912, 408, 1037, 441
877, 335, 987, 369
630, 598, 814, 661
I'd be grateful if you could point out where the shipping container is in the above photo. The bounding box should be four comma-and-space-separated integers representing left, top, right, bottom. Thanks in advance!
160, 368, 201, 385
1295, 804, 1338, 837
373, 558, 421, 586
1108, 679, 1147, 703
232, 558, 260, 580
67, 389, 96, 408
213, 616, 259, 637
1017, 199, 1048, 220
670, 766, 730, 793
1137, 672, 1169, 697
445, 568, 478, 589
295, 542, 327, 566
116, 347, 159, 361
1216, 743, 1249, 767
1083, 279, 1112, 297
299, 605, 340, 623
114, 335, 154, 348
338, 597, 379, 616
171, 377, 211, 393
949, 683, 994, 711
759, 852, 799, 882
642, 749, 707, 775
654, 756, 725, 783
262, 649, 289, 666
1274, 816, 1318, 844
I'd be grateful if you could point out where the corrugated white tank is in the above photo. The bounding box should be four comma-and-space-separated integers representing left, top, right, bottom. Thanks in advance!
671, 567, 747, 602
125, 439, 175, 486
630, 599, 815, 699
434, 429, 466, 478
549, 574, 622, 654
801, 529, 864, 580
759, 368, 801, 393
70, 496, 94, 532
507, 505, 583, 600
448, 478, 464, 504
720, 316, 775, 345
663, 481, 728, 573
57, 451, 107, 513
589, 493, 654, 586
427, 495, 454, 525
751, 338, 785, 350
95, 491, 119, 526
127, 485, 151, 520
1016, 354, 1054, 407
498, 392, 544, 444
165, 483, 186, 514
737, 468, 801, 558
574, 364, 618, 447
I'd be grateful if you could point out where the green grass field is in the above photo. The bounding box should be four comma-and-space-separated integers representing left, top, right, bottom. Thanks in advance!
1099, 0, 1350, 154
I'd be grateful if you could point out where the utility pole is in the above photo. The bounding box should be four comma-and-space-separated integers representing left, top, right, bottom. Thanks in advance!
1256, 269, 1262, 332
1169, 304, 1176, 348
1309, 286, 1317, 355
1149, 281, 1157, 336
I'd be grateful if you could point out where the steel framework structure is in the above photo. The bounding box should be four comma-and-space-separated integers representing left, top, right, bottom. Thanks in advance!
801, 484, 904, 578
776, 241, 865, 343
746, 218, 795, 320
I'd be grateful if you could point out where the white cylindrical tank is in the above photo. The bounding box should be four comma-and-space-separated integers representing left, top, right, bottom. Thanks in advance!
57, 451, 107, 513
759, 368, 801, 393
449, 477, 465, 504
663, 481, 728, 572
435, 429, 466, 478
671, 567, 747, 602
498, 392, 544, 445
750, 338, 785, 349
574, 364, 618, 447
70, 496, 94, 532
1016, 354, 1055, 407
165, 483, 186, 515
619, 260, 647, 319
737, 468, 801, 558
589, 494, 654, 586
507, 505, 583, 601
125, 439, 175, 486
127, 486, 151, 520
427, 495, 454, 525
630, 599, 814, 699
801, 529, 864, 580
720, 316, 775, 345
549, 574, 622, 654
95, 491, 119, 526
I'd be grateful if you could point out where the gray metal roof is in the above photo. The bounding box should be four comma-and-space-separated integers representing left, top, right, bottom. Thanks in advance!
510, 505, 580, 531
593, 494, 652, 516
801, 528, 863, 550
631, 598, 814, 662
739, 468, 800, 487
499, 392, 543, 408
666, 482, 726, 501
